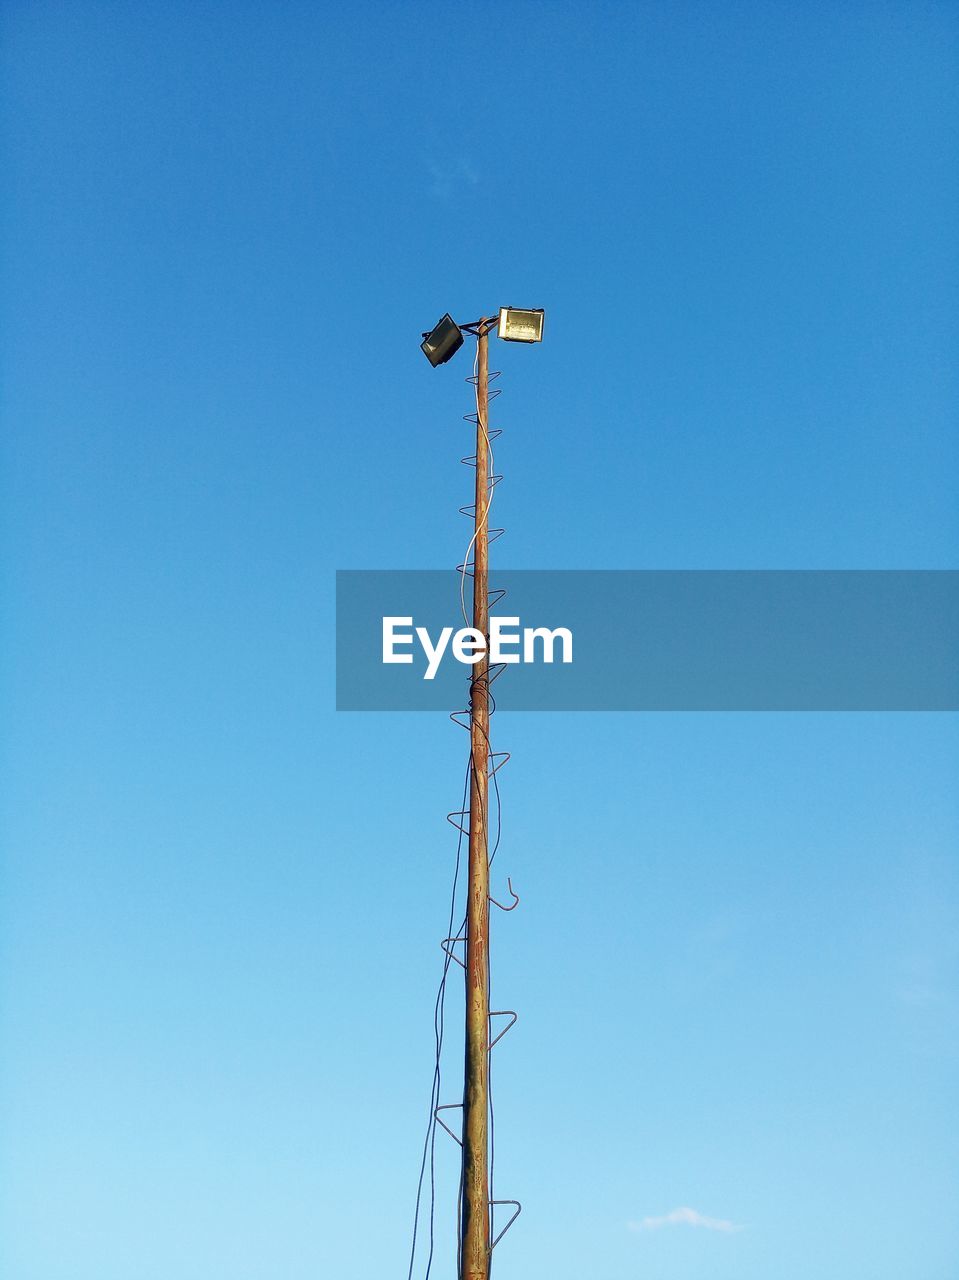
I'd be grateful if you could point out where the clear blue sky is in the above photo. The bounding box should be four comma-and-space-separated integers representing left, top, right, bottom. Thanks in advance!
1, 4, 957, 1279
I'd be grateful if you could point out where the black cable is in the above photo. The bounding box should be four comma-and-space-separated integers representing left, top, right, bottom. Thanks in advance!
411, 380, 513, 1278
406, 759, 470, 1280
486, 721, 503, 1275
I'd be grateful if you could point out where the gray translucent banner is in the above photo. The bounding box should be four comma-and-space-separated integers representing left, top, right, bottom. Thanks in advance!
335, 571, 959, 711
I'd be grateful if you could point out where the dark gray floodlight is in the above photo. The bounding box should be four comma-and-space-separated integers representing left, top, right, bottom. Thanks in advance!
421, 313, 464, 367
497, 307, 545, 343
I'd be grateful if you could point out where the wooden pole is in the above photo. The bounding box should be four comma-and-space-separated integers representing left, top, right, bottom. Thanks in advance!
461, 322, 491, 1280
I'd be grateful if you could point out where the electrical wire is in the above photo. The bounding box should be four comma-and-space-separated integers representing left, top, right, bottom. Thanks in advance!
486, 740, 499, 1276
411, 725, 504, 1280
454, 337, 506, 1275
408, 328, 513, 1279
458, 339, 496, 629
406, 760, 469, 1280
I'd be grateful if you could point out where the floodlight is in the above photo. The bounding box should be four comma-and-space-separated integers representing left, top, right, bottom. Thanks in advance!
421, 313, 464, 367
497, 307, 544, 343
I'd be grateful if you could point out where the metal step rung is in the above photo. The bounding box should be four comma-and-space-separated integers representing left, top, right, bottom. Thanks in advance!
488, 1009, 518, 1049
490, 1199, 521, 1249
435, 1103, 463, 1146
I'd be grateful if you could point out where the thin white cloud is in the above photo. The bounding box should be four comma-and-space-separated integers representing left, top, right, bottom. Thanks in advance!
425, 156, 481, 201
628, 1206, 743, 1234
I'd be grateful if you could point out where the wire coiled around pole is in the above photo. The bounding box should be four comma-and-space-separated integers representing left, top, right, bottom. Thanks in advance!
406, 351, 519, 1280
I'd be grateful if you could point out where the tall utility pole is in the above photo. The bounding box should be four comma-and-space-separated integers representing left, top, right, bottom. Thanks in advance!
462, 318, 492, 1280
418, 304, 544, 1280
